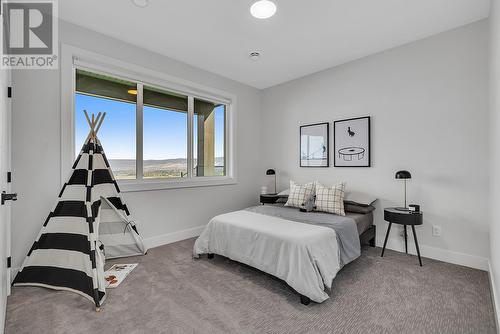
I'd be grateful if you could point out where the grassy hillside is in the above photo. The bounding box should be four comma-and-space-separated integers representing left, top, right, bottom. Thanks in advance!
109, 157, 224, 179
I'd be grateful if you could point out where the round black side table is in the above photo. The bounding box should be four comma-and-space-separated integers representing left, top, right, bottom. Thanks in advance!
260, 194, 279, 205
381, 208, 423, 266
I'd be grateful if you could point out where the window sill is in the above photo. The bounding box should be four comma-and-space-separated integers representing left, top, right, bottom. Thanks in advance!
117, 177, 237, 193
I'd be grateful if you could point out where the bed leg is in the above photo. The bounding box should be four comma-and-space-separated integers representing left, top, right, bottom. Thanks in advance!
207, 253, 214, 259
300, 295, 311, 305
369, 236, 375, 247
369, 225, 376, 247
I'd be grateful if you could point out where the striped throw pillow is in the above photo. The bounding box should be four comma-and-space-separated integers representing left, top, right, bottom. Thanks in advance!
315, 182, 346, 216
284, 180, 316, 208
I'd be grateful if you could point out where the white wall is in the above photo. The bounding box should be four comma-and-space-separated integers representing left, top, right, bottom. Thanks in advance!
489, 0, 500, 325
261, 21, 490, 269
10, 21, 261, 270
10, 18, 491, 275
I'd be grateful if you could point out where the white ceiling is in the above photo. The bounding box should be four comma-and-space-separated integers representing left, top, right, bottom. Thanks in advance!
60, 0, 490, 89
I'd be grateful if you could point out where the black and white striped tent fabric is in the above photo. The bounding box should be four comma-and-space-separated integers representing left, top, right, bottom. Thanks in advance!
13, 113, 146, 308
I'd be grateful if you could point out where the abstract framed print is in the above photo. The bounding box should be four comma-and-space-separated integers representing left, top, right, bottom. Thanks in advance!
300, 122, 329, 167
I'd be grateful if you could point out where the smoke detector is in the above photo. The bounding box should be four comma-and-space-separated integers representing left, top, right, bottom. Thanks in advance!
131, 0, 149, 8
249, 52, 261, 61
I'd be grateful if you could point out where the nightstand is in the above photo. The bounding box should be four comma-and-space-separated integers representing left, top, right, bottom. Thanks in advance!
260, 194, 279, 205
381, 208, 423, 266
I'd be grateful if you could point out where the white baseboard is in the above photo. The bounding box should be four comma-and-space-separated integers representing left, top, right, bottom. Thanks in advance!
378, 235, 489, 271
10, 226, 490, 286
489, 262, 500, 333
9, 225, 206, 283
143, 225, 489, 270
143, 225, 205, 250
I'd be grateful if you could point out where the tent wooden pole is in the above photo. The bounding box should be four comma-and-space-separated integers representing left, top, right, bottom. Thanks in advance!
92, 112, 103, 140
95, 112, 106, 136
84, 112, 107, 142
94, 112, 102, 131
95, 112, 102, 124
84, 111, 101, 142
91, 114, 95, 139
84, 110, 92, 128
84, 110, 95, 142
85, 131, 93, 143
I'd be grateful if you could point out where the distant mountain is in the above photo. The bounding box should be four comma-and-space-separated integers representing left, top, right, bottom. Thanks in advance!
109, 157, 224, 171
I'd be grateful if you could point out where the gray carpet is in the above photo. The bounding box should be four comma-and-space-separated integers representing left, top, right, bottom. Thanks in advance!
5, 238, 496, 334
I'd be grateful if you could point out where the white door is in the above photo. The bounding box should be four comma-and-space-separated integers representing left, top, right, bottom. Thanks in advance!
0, 66, 13, 332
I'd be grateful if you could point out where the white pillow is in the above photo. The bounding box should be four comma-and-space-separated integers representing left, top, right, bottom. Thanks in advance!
315, 182, 346, 216
344, 191, 377, 206
284, 181, 315, 208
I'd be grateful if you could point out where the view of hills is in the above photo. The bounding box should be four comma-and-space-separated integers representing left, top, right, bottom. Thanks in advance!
109, 157, 225, 179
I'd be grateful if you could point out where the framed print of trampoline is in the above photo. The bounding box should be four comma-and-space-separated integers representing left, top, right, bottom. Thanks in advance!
300, 122, 329, 167
334, 116, 371, 167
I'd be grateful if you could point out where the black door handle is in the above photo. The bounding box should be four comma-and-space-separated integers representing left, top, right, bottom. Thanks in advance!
1, 191, 17, 205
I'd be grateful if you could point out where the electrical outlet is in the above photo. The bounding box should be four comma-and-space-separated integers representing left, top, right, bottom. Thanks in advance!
432, 225, 442, 237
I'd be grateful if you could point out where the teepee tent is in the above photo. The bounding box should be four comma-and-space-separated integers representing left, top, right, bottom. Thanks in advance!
13, 111, 146, 309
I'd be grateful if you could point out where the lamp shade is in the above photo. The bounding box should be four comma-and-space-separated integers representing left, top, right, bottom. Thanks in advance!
266, 169, 276, 175
395, 170, 411, 179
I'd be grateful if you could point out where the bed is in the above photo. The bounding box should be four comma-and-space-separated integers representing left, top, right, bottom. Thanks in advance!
193, 203, 375, 305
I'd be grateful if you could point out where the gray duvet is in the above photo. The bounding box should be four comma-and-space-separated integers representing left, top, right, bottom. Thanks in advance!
245, 204, 361, 266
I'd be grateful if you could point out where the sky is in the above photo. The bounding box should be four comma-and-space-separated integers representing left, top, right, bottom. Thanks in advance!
75, 93, 225, 160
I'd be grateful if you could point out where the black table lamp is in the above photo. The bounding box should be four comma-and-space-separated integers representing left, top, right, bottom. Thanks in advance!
266, 169, 276, 194
395, 170, 411, 211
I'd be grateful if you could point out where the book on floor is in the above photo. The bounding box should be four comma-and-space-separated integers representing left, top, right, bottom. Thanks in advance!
104, 264, 138, 288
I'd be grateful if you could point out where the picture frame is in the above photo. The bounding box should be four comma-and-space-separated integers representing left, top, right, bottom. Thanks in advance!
300, 122, 329, 167
334, 116, 371, 167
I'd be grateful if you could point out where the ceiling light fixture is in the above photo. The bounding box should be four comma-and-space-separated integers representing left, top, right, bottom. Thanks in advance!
131, 0, 149, 8
127, 89, 138, 95
250, 0, 276, 19
249, 52, 261, 61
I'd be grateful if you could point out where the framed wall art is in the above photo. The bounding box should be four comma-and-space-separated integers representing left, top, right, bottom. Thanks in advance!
300, 122, 329, 167
334, 116, 371, 167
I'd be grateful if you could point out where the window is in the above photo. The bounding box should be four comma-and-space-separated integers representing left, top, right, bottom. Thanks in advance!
75, 70, 137, 179
194, 98, 226, 177
143, 86, 188, 179
74, 68, 229, 184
